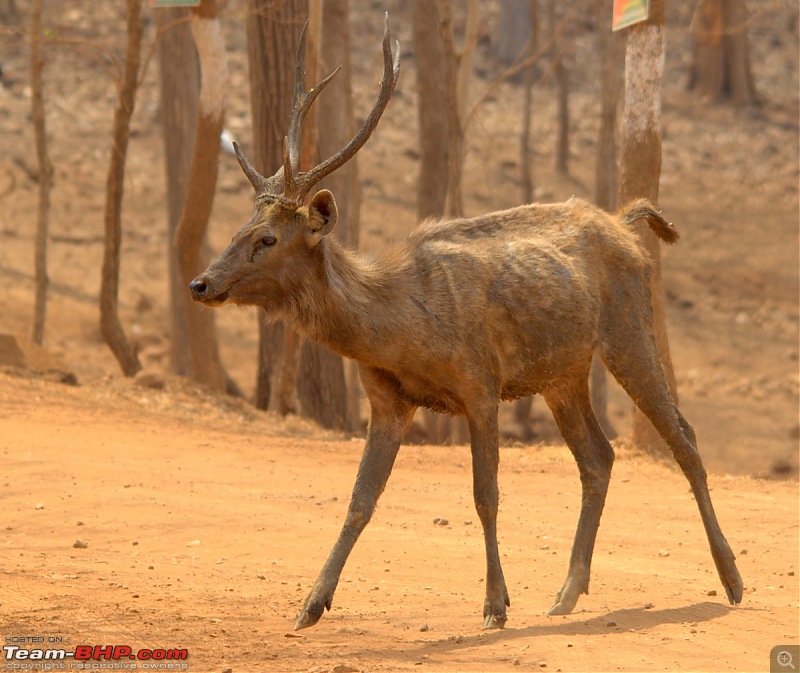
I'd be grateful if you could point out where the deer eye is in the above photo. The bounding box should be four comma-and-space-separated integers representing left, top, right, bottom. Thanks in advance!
261, 235, 277, 247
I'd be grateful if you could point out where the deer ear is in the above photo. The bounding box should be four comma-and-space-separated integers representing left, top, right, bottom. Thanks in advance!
308, 190, 338, 240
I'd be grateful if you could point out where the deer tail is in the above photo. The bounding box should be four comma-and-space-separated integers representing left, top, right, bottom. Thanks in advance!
618, 198, 680, 245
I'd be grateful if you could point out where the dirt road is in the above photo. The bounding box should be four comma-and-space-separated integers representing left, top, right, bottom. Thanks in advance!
1, 374, 797, 672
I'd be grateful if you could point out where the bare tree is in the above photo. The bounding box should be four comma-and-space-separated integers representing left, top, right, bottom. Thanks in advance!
30, 0, 52, 345
432, 0, 477, 444
305, 0, 360, 431
590, 0, 625, 439
617, 0, 677, 455
494, 0, 534, 66
437, 0, 478, 220
173, 0, 228, 392
247, 0, 308, 411
547, 0, 570, 175
412, 0, 449, 222
99, 0, 143, 377
689, 0, 758, 105
155, 8, 199, 377
520, 0, 539, 204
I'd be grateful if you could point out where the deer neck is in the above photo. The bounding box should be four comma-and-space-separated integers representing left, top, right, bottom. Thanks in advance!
285, 237, 400, 362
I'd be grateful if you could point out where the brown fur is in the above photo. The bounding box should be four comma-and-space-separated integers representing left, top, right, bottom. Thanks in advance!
189, 11, 739, 632
191, 193, 742, 630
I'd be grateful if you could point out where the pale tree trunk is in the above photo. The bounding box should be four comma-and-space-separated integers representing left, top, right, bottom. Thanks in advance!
247, 0, 307, 411
591, 0, 625, 440
173, 0, 227, 392
689, 0, 757, 105
156, 7, 199, 377
99, 0, 143, 377
30, 0, 52, 346
310, 0, 360, 431
617, 0, 677, 457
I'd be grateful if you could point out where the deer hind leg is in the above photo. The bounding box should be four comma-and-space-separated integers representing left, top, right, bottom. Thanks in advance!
466, 401, 510, 628
543, 377, 615, 615
600, 309, 743, 605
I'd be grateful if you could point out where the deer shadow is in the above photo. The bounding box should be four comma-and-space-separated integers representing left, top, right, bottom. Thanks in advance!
349, 601, 747, 663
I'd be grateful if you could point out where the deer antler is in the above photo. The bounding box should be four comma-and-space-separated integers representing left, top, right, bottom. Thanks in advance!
236, 13, 400, 205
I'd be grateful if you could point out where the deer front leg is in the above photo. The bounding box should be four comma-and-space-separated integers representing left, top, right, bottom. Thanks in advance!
295, 372, 415, 630
466, 401, 510, 629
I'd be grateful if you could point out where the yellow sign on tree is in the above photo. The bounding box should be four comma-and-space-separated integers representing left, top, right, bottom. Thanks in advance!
612, 0, 649, 31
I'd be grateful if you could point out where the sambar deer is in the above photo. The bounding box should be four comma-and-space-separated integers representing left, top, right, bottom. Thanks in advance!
190, 15, 743, 630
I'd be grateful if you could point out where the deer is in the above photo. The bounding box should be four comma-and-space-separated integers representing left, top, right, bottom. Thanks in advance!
189, 15, 743, 631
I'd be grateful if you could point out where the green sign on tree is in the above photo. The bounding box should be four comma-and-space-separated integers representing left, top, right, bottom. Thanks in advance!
612, 0, 649, 31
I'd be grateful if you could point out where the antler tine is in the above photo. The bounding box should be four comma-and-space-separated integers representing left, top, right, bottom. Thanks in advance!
233, 141, 284, 196
284, 21, 342, 199
292, 12, 401, 202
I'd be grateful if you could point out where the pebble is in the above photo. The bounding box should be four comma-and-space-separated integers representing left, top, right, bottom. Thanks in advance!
606, 621, 617, 627
433, 517, 449, 526
707, 589, 717, 596
73, 539, 88, 549
419, 623, 429, 632
35, 503, 44, 510
659, 550, 670, 557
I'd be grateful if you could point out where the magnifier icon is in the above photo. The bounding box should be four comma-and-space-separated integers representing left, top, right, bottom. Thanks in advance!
778, 651, 796, 670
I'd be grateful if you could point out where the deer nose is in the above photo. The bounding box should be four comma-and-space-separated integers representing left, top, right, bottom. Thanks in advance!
189, 279, 207, 299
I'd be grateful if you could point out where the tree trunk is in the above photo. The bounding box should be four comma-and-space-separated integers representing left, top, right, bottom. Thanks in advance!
494, 0, 533, 66
413, 0, 450, 442
548, 0, 570, 175
516, 0, 538, 435
438, 0, 464, 220
520, 0, 538, 204
689, 0, 757, 105
435, 0, 474, 445
591, 0, 625, 440
173, 0, 228, 393
306, 0, 360, 432
30, 0, 52, 346
247, 0, 308, 411
412, 0, 449, 222
156, 8, 199, 377
617, 0, 677, 457
99, 0, 143, 377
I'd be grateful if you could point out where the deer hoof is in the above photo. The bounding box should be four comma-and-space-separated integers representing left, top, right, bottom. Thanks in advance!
294, 607, 322, 631
483, 612, 507, 629
546, 600, 575, 616
721, 571, 744, 605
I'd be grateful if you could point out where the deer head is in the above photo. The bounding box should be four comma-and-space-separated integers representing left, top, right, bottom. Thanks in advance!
189, 14, 400, 310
